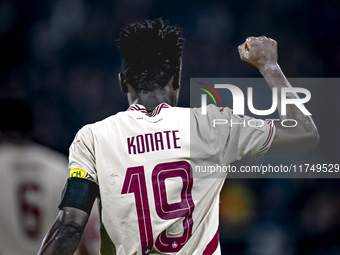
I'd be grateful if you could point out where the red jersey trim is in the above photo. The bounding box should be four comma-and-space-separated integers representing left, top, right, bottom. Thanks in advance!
253, 121, 275, 159
127, 103, 171, 117
203, 228, 219, 255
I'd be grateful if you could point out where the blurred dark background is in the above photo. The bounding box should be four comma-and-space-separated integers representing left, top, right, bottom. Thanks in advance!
1, 0, 340, 254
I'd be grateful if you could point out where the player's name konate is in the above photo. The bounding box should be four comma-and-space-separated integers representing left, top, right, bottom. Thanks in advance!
127, 130, 181, 155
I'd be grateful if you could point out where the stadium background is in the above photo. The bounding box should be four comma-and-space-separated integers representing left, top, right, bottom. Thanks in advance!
1, 0, 340, 254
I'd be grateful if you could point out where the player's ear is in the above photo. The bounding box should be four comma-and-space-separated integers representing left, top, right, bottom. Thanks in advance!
119, 73, 128, 93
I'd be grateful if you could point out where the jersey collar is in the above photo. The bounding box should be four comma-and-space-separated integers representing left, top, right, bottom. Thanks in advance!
127, 103, 171, 117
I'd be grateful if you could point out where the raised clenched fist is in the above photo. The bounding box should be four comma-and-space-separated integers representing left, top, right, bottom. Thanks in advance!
238, 36, 278, 71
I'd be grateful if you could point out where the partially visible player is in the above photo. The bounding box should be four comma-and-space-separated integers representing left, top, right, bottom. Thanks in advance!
38, 19, 319, 255
76, 203, 101, 255
0, 100, 69, 255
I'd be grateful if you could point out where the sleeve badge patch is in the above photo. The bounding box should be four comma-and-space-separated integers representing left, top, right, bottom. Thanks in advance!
70, 167, 86, 178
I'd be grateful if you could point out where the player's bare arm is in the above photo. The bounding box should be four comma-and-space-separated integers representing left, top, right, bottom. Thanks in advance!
38, 176, 99, 255
238, 36, 319, 154
37, 207, 88, 255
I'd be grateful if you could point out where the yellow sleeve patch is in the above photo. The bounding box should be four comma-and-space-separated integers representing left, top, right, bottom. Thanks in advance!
70, 167, 86, 178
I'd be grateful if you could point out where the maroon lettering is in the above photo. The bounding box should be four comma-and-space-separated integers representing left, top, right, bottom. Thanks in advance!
145, 133, 155, 152
127, 130, 181, 155
154, 132, 164, 151
127, 137, 136, 154
173, 130, 181, 149
163, 131, 171, 149
136, 135, 145, 154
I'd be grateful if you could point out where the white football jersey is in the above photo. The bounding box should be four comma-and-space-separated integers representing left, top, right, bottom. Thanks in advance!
69, 103, 275, 255
0, 142, 68, 255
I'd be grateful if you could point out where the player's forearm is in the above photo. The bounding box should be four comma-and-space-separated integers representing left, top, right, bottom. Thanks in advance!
260, 63, 319, 153
259, 62, 293, 105
38, 224, 82, 255
260, 63, 314, 124
38, 208, 88, 255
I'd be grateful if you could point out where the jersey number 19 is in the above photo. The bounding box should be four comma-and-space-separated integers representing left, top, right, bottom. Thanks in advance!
121, 161, 195, 254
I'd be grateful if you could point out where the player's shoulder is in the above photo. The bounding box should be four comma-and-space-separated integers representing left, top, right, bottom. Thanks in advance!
120, 104, 191, 120
191, 104, 233, 118
76, 105, 190, 134
74, 109, 134, 142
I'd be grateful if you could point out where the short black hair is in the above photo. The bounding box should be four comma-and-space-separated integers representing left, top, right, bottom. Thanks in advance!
116, 18, 184, 92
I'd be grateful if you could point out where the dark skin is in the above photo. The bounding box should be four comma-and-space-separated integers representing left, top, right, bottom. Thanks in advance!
37, 36, 319, 255
237, 36, 319, 154
119, 72, 181, 111
37, 207, 89, 255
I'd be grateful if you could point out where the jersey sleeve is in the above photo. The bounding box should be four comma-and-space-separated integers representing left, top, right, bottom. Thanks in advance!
224, 108, 275, 159
191, 105, 275, 164
68, 125, 98, 184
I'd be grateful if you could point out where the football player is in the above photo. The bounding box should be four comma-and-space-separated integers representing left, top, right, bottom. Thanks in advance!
38, 19, 319, 255
0, 100, 69, 255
